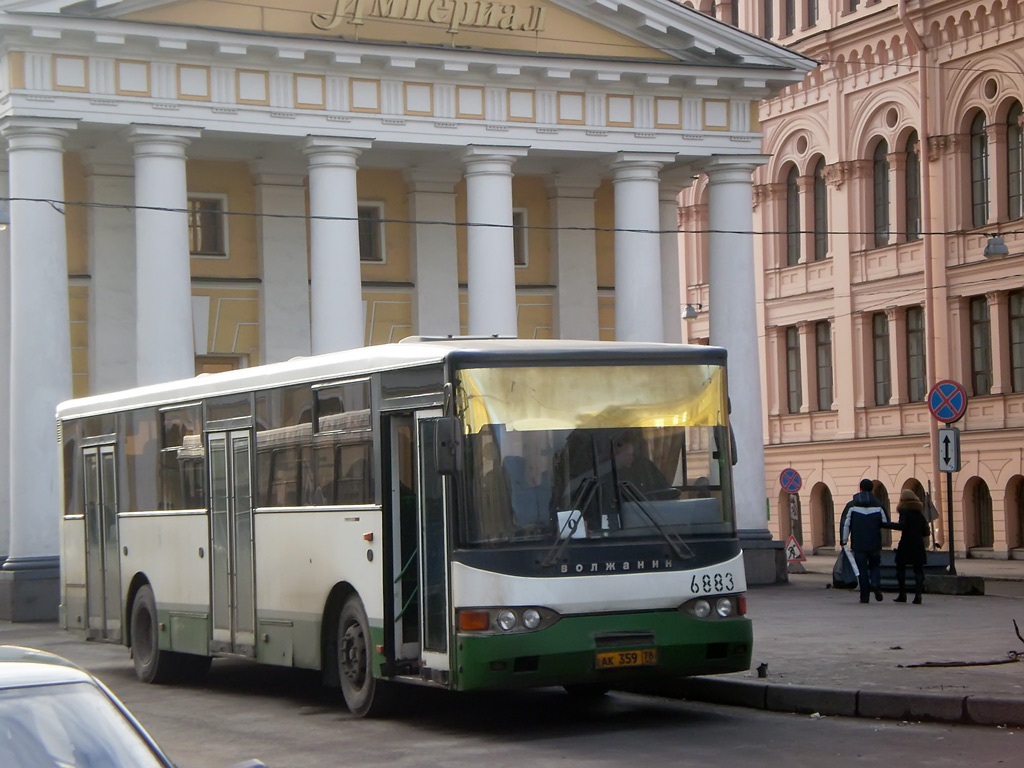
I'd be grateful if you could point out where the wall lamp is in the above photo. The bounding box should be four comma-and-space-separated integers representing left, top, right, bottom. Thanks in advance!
983, 235, 1009, 259
682, 303, 703, 321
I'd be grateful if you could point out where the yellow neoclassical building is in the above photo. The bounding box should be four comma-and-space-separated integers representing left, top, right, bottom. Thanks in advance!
0, 0, 812, 617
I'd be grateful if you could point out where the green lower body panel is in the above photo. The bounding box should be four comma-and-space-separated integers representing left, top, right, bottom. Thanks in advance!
453, 611, 751, 692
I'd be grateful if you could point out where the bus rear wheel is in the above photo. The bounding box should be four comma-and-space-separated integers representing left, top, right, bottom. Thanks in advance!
337, 595, 393, 717
130, 584, 210, 683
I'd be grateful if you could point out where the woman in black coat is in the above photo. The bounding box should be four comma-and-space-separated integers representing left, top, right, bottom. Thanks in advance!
890, 489, 930, 604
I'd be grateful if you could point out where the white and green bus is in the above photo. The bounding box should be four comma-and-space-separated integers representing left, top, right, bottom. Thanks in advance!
57, 338, 751, 716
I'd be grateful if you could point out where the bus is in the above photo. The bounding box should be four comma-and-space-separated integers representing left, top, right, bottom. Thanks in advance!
57, 338, 752, 716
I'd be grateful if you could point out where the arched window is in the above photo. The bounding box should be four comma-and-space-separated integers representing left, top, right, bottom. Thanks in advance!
786, 166, 801, 266
873, 140, 890, 247
813, 157, 828, 260
905, 132, 921, 241
1008, 102, 1023, 222
970, 112, 990, 228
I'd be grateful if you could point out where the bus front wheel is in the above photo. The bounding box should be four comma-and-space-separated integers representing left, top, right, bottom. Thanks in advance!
337, 595, 393, 717
130, 584, 210, 684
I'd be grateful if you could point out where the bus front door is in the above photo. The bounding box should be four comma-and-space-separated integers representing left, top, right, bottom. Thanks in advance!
389, 411, 450, 681
416, 411, 450, 679
83, 445, 120, 641
208, 430, 256, 657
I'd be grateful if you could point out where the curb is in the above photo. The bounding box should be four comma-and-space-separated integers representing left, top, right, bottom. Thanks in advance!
641, 678, 1024, 727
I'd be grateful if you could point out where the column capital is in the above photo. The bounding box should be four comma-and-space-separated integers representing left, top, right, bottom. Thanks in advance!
303, 136, 372, 168
703, 154, 770, 183
659, 168, 697, 201
611, 152, 674, 181
0, 116, 76, 150
404, 167, 462, 193
127, 124, 201, 159
462, 145, 529, 161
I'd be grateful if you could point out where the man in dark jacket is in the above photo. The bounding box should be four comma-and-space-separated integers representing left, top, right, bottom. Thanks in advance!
839, 479, 889, 604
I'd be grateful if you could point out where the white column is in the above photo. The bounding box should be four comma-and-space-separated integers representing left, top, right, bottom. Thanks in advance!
0, 117, 76, 620
128, 125, 201, 385
547, 173, 600, 340
84, 155, 136, 393
705, 156, 770, 539
660, 177, 690, 344
463, 146, 527, 338
0, 164, 10, 563
406, 168, 461, 337
252, 162, 311, 364
612, 153, 674, 342
304, 137, 371, 354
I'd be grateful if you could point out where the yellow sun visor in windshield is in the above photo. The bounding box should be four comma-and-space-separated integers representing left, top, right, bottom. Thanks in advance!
456, 364, 727, 434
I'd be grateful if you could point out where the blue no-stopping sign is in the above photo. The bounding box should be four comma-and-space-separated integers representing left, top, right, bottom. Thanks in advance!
779, 468, 802, 494
928, 380, 968, 424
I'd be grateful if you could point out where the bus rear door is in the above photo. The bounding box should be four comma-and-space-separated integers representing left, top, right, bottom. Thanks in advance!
83, 444, 120, 640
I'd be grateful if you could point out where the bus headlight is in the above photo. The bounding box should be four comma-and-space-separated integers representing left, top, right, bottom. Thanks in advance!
715, 597, 734, 618
497, 609, 518, 631
692, 599, 711, 618
522, 608, 542, 629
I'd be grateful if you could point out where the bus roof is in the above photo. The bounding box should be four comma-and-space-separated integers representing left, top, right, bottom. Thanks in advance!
56, 338, 726, 419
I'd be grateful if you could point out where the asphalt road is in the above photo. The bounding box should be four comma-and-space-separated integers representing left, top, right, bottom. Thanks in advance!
0, 622, 1018, 768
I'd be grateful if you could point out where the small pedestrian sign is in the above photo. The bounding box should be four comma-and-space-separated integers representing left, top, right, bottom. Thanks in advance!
785, 535, 806, 563
937, 426, 961, 473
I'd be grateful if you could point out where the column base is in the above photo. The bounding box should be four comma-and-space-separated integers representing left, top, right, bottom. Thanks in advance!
737, 531, 788, 585
0, 556, 60, 622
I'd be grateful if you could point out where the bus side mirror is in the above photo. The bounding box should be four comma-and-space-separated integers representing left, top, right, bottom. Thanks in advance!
435, 417, 463, 475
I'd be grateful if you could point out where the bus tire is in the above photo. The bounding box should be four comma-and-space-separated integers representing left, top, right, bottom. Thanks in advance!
130, 584, 209, 684
337, 595, 393, 717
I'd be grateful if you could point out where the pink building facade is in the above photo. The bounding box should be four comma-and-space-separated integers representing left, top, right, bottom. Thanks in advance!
680, 0, 1024, 559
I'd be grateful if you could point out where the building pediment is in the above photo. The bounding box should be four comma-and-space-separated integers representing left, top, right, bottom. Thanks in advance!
3, 0, 811, 70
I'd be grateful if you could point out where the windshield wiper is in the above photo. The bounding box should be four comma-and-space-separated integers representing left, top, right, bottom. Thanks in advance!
541, 476, 597, 567
617, 480, 693, 561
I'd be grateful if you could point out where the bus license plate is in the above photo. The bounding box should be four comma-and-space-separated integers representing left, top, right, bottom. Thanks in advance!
595, 649, 658, 669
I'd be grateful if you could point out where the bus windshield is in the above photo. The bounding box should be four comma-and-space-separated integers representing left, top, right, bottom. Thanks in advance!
454, 362, 734, 547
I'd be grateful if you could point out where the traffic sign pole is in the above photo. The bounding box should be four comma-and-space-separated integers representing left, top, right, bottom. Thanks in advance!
928, 380, 968, 577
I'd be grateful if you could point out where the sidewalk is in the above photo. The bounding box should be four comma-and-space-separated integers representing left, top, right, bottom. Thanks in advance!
654, 554, 1024, 727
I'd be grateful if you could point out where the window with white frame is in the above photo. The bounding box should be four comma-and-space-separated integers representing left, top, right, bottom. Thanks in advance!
970, 111, 990, 229
906, 306, 927, 402
872, 139, 889, 247
970, 296, 992, 396
1010, 290, 1024, 393
358, 204, 384, 263
905, 132, 921, 241
188, 196, 227, 257
1008, 101, 1023, 222
512, 208, 528, 267
815, 320, 833, 410
786, 326, 802, 414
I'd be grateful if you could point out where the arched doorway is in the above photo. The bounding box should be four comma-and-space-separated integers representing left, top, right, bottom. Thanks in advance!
964, 476, 994, 554
1007, 476, 1024, 556
778, 490, 802, 545
899, 479, 930, 551
811, 482, 835, 552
